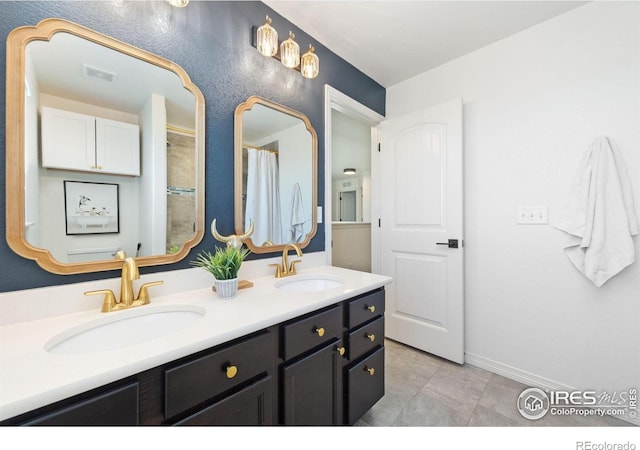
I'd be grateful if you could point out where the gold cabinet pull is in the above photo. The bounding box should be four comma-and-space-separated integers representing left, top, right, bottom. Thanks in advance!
336, 346, 346, 356
365, 366, 375, 376
366, 333, 375, 342
367, 305, 376, 313
225, 364, 238, 379
314, 327, 325, 337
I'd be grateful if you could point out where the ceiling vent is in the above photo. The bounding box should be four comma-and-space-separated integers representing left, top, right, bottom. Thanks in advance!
82, 64, 118, 83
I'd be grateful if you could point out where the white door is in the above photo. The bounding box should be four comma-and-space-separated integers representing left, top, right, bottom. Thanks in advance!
340, 190, 357, 221
377, 99, 464, 364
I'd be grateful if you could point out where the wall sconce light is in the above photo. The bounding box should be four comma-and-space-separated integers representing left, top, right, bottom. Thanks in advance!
166, 0, 189, 7
344, 168, 356, 175
256, 15, 278, 57
301, 45, 319, 79
280, 31, 300, 69
253, 16, 320, 79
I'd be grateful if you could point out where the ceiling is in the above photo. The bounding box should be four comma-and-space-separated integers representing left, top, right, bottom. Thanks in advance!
263, 0, 588, 87
28, 30, 196, 129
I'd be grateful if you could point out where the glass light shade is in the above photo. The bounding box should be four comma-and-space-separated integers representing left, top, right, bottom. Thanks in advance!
256, 15, 278, 57
301, 45, 319, 79
166, 0, 189, 7
344, 168, 356, 175
280, 32, 300, 69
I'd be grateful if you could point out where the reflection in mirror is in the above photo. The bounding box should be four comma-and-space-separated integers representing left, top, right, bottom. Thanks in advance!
330, 109, 372, 223
6, 19, 205, 274
234, 97, 317, 254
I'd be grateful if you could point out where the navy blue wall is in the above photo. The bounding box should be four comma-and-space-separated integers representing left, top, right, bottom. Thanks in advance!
0, 1, 385, 292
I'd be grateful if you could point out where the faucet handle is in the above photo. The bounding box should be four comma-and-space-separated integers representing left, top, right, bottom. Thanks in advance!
136, 281, 164, 305
269, 263, 283, 278
85, 289, 117, 313
289, 259, 301, 274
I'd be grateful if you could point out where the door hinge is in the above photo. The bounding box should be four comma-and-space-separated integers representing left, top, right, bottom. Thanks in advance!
378, 218, 381, 227
378, 142, 381, 152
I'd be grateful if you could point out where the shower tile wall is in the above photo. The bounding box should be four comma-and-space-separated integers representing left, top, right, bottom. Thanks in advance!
166, 131, 196, 253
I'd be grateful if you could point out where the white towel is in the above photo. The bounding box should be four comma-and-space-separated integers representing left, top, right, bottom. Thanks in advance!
555, 137, 639, 287
289, 183, 306, 243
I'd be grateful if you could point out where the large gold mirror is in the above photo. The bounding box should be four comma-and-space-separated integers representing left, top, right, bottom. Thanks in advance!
234, 96, 317, 254
5, 19, 205, 274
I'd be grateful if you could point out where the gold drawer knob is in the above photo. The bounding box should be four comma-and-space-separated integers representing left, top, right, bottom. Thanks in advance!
365, 367, 375, 376
314, 327, 325, 337
336, 346, 346, 356
367, 305, 376, 313
226, 365, 238, 379
366, 333, 375, 342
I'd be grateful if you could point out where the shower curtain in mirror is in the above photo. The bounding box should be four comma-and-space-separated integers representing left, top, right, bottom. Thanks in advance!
245, 148, 283, 245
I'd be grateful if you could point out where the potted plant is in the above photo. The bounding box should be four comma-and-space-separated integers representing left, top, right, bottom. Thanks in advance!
191, 246, 250, 299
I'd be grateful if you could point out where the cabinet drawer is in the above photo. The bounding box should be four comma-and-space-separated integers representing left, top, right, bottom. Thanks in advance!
24, 382, 139, 426
282, 305, 343, 361
347, 289, 385, 328
348, 316, 384, 362
175, 376, 273, 426
165, 330, 272, 419
345, 346, 385, 425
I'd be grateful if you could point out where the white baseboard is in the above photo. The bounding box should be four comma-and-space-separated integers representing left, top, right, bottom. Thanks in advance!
465, 352, 639, 427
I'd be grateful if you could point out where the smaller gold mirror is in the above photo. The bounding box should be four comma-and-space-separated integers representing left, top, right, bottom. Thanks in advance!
234, 96, 317, 254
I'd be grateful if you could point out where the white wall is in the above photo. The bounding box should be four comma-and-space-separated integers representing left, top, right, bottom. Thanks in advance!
139, 93, 167, 256
387, 1, 639, 397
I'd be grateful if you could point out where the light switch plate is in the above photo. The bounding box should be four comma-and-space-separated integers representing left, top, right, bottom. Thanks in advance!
317, 206, 323, 223
517, 206, 548, 224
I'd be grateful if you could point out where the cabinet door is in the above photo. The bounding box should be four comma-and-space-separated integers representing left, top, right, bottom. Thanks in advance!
346, 346, 385, 425
96, 118, 140, 175
41, 106, 95, 172
175, 376, 273, 426
281, 339, 344, 425
23, 382, 139, 426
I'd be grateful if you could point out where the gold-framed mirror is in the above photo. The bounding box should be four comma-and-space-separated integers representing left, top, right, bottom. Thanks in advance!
5, 18, 205, 274
234, 96, 317, 254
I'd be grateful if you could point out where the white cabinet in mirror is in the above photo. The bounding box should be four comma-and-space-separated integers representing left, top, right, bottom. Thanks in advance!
6, 19, 205, 274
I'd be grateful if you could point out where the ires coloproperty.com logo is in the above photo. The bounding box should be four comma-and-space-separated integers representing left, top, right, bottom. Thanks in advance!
517, 387, 638, 421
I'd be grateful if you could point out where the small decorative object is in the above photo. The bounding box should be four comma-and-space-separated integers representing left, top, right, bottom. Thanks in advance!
211, 218, 254, 250
191, 247, 250, 299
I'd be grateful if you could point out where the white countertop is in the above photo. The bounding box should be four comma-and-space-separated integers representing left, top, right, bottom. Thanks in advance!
0, 265, 391, 421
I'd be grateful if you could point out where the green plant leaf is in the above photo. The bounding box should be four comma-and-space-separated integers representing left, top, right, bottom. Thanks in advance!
190, 246, 251, 280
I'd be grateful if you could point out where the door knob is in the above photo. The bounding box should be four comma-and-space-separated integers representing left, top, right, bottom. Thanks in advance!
365, 367, 375, 376
436, 239, 459, 248
314, 327, 325, 337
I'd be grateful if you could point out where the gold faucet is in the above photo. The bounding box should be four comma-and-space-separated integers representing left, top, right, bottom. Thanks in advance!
269, 243, 302, 278
85, 252, 163, 312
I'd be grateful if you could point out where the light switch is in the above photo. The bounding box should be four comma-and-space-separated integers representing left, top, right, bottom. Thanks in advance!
317, 206, 323, 223
517, 206, 548, 225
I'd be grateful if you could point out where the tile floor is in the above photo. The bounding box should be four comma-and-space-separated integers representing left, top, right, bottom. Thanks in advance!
355, 339, 633, 427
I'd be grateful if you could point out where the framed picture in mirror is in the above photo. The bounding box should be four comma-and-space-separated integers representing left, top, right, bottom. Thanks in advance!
64, 181, 119, 235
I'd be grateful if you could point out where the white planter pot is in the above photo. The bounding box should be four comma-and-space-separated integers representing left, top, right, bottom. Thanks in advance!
214, 278, 239, 299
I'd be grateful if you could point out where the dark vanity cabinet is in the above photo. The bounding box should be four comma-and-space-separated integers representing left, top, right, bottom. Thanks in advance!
3, 288, 385, 426
344, 289, 386, 424
279, 305, 345, 425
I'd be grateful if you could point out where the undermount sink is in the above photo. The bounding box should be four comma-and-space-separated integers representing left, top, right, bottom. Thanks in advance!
45, 304, 206, 355
275, 274, 344, 293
